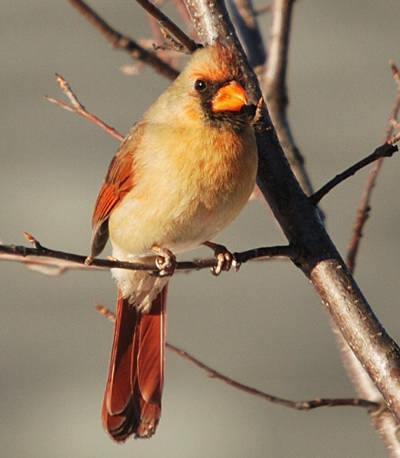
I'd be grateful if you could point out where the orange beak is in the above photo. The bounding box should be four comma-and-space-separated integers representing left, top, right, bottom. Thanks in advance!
211, 81, 248, 113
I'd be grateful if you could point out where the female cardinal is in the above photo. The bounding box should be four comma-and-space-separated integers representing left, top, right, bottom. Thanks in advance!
91, 42, 258, 441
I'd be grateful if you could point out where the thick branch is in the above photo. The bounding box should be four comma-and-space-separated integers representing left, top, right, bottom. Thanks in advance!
96, 305, 378, 412
183, 0, 400, 425
67, 0, 179, 80
338, 62, 400, 457
253, 6, 396, 445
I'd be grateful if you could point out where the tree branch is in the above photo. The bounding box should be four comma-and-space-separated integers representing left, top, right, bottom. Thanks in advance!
347, 61, 400, 273
335, 61, 400, 458
255, 3, 271, 16
96, 305, 379, 413
135, 0, 199, 52
226, 0, 267, 74
0, 234, 294, 275
183, 0, 400, 427
46, 74, 124, 142
67, 0, 179, 80
262, 0, 314, 195
310, 142, 399, 205
248, 5, 400, 449
262, 5, 400, 453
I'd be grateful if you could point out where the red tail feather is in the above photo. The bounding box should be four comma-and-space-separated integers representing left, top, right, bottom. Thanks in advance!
102, 287, 167, 441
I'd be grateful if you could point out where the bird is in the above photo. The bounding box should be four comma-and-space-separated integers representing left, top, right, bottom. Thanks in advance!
90, 42, 258, 442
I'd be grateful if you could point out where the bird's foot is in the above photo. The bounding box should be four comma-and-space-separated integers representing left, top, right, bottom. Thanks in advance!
151, 246, 176, 277
84, 255, 94, 266
203, 241, 238, 276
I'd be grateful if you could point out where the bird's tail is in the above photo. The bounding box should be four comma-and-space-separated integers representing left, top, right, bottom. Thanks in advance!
102, 285, 167, 441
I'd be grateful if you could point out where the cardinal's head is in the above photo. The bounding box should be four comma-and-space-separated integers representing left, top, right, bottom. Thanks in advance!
149, 42, 256, 130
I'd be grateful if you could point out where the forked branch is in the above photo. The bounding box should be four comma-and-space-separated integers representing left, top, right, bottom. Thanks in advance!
46, 74, 124, 142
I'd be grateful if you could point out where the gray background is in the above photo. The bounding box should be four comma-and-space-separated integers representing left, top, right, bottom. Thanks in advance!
1, 1, 399, 457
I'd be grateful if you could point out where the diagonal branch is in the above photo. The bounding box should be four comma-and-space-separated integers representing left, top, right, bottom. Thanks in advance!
135, 0, 199, 52
255, 3, 271, 16
337, 61, 400, 457
310, 142, 399, 205
46, 74, 124, 142
262, 0, 314, 195
261, 5, 400, 454
67, 0, 179, 80
96, 305, 379, 413
183, 0, 400, 430
226, 0, 267, 75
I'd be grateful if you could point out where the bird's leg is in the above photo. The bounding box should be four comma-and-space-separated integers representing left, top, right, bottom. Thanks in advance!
203, 241, 237, 276
151, 245, 177, 277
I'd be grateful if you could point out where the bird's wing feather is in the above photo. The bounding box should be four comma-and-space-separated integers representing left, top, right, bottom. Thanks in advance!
91, 123, 145, 257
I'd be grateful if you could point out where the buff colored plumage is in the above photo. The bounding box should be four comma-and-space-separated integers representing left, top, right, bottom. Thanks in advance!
92, 43, 257, 441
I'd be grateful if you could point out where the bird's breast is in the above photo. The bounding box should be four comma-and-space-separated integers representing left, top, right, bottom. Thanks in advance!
109, 123, 257, 256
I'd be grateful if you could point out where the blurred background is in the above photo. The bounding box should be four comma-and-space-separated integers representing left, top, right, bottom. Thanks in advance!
1, 1, 399, 457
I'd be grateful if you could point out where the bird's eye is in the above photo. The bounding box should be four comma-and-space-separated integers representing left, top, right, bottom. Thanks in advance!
194, 79, 207, 92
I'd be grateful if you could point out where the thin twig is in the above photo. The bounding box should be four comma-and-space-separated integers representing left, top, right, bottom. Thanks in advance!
46, 74, 124, 142
310, 143, 399, 205
167, 344, 379, 411
226, 0, 267, 73
346, 161, 383, 273
0, 234, 294, 275
262, 0, 314, 195
67, 0, 179, 80
346, 62, 400, 272
255, 3, 271, 16
135, 0, 199, 53
174, 0, 196, 31
95, 305, 379, 412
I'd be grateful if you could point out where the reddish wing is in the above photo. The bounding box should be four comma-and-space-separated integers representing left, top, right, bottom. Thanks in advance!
90, 126, 143, 256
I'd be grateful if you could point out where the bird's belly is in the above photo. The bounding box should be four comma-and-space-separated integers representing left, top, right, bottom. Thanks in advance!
166, 186, 252, 252
109, 184, 250, 257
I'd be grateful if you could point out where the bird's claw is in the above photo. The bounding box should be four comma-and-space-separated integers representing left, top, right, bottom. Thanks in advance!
152, 246, 176, 277
84, 255, 94, 266
206, 242, 238, 276
370, 401, 387, 417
